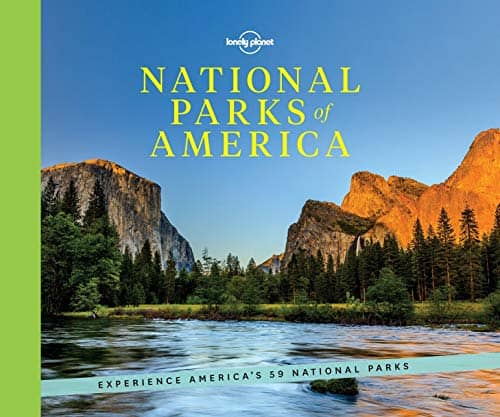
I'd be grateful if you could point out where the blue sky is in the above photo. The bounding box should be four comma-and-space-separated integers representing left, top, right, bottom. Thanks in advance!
42, 0, 500, 265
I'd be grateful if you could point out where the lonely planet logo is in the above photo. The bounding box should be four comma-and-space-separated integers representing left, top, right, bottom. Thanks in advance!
226, 30, 275, 55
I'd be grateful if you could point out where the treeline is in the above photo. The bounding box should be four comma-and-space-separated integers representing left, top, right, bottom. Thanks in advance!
41, 176, 191, 315
122, 248, 282, 307
282, 204, 500, 303
42, 175, 500, 315
283, 204, 500, 304
135, 203, 499, 307
352, 204, 500, 303
42, 177, 122, 315
117, 203, 499, 308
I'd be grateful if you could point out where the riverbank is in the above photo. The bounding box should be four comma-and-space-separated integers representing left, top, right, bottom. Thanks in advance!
43, 315, 500, 416
60, 302, 496, 330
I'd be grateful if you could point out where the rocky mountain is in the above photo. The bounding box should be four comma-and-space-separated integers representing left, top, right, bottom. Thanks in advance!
41, 159, 195, 270
283, 200, 373, 266
408, 128, 500, 246
341, 172, 428, 220
258, 253, 284, 274
283, 128, 500, 266
341, 173, 428, 247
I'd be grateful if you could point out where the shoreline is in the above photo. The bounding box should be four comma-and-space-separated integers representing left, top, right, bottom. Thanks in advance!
56, 302, 497, 332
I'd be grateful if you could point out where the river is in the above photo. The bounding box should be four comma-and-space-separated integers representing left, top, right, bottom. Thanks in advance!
42, 319, 499, 416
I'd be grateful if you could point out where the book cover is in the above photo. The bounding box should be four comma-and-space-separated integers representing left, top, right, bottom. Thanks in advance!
34, 0, 500, 415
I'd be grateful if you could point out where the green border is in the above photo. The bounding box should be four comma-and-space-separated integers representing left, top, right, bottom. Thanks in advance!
0, 0, 40, 415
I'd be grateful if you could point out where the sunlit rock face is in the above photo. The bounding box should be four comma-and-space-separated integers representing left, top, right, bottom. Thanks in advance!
284, 129, 500, 266
342, 172, 428, 221
412, 128, 500, 246
41, 159, 194, 270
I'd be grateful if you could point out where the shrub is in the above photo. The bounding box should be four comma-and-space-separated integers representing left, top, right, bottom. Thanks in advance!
485, 290, 500, 328
427, 286, 459, 323
70, 277, 101, 311
186, 295, 203, 304
366, 268, 414, 325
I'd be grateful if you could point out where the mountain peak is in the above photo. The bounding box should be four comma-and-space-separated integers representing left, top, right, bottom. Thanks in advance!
41, 159, 194, 270
341, 170, 427, 220
43, 159, 156, 185
283, 128, 499, 266
445, 128, 500, 192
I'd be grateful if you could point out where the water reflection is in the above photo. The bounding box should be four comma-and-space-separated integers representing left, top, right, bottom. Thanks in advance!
42, 319, 500, 416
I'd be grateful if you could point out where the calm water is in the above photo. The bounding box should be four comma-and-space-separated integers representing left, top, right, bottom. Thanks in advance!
42, 319, 499, 417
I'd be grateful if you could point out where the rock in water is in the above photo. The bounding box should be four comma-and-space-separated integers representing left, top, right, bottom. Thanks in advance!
41, 159, 194, 270
310, 378, 359, 395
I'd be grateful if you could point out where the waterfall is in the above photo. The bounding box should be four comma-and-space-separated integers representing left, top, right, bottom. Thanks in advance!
355, 236, 362, 256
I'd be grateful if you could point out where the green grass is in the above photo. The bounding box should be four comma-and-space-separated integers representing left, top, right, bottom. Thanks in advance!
62, 303, 348, 317
60, 301, 493, 329
413, 300, 487, 324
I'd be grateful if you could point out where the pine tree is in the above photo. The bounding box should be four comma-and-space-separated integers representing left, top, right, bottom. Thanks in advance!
495, 202, 500, 231
361, 241, 382, 302
61, 179, 81, 222
225, 253, 242, 277
75, 177, 122, 306
200, 260, 226, 306
357, 245, 371, 302
410, 218, 427, 301
41, 212, 81, 315
41, 176, 59, 219
151, 251, 163, 303
83, 179, 107, 230
71, 230, 122, 307
397, 248, 415, 297
246, 257, 257, 273
119, 246, 135, 305
334, 264, 344, 303
201, 248, 214, 275
308, 250, 324, 301
383, 235, 399, 271
371, 241, 385, 273
191, 260, 203, 289
481, 233, 493, 294
425, 225, 440, 292
325, 254, 335, 302
262, 271, 281, 303
312, 250, 327, 302
486, 202, 500, 293
436, 208, 456, 302
175, 269, 192, 303
135, 240, 153, 303
286, 253, 301, 303
164, 253, 177, 304
210, 260, 221, 277
130, 283, 145, 306
459, 205, 482, 301
341, 246, 359, 300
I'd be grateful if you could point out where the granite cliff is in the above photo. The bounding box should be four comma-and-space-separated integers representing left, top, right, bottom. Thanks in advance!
409, 128, 500, 246
41, 159, 194, 270
341, 173, 428, 246
283, 200, 373, 266
283, 128, 500, 266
